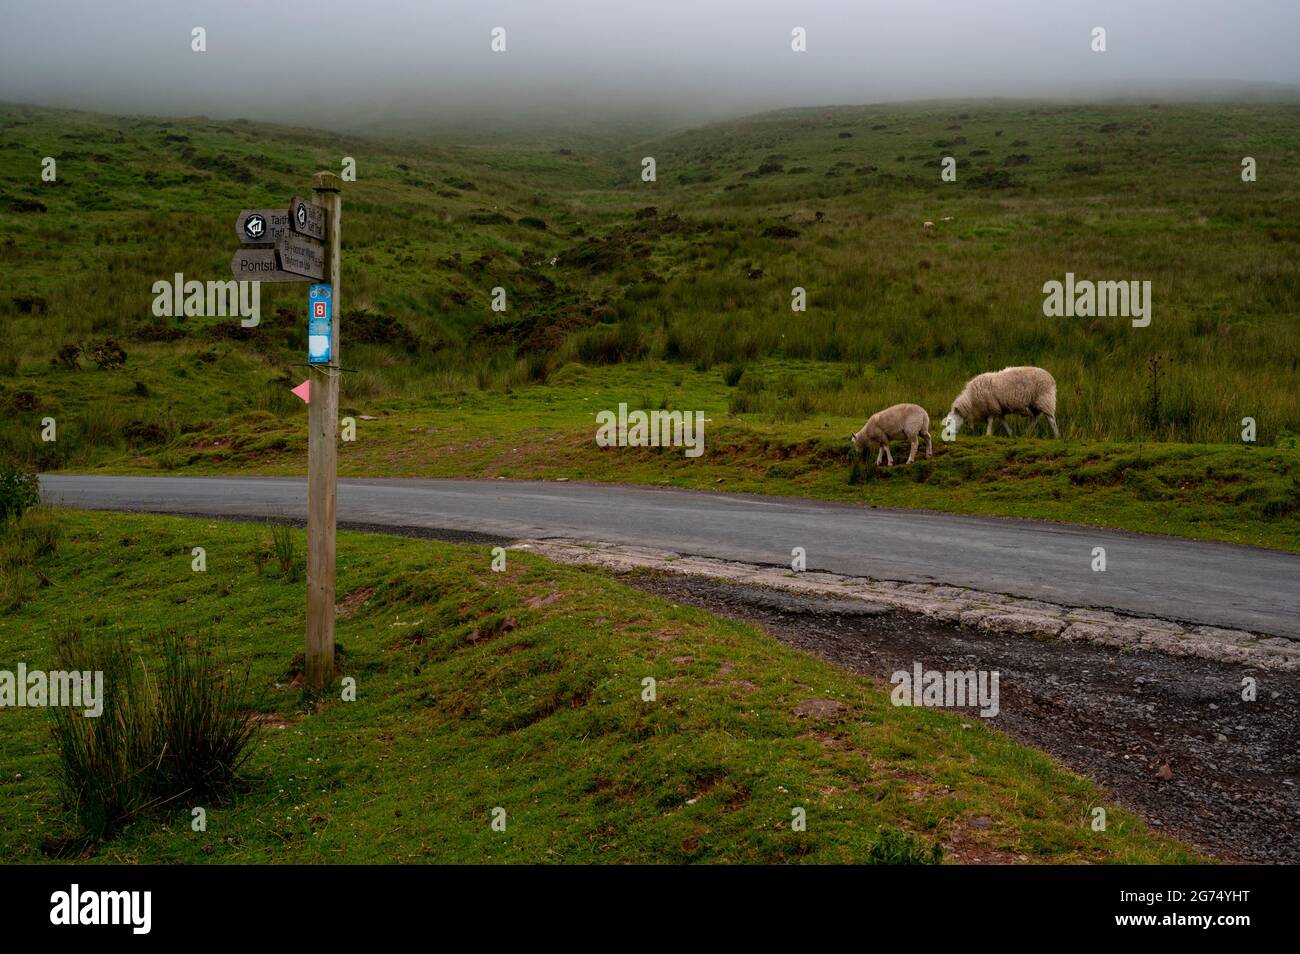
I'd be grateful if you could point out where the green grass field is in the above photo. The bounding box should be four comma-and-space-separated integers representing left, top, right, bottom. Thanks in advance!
0, 508, 1200, 864
2, 99, 1298, 546
5, 99, 1289, 862
65, 359, 1300, 552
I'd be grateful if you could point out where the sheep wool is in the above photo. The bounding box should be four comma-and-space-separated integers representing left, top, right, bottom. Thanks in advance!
947, 366, 1059, 438
852, 403, 932, 465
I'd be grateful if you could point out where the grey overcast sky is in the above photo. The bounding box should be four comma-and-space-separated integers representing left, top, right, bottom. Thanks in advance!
1, 0, 1298, 130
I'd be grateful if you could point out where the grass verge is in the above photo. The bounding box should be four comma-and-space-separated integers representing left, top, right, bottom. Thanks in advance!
0, 509, 1200, 863
85, 361, 1300, 552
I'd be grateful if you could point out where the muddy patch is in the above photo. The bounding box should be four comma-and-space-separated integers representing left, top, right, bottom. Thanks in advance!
336, 586, 374, 619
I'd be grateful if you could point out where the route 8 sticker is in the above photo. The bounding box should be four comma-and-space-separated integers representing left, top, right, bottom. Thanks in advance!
308, 284, 331, 364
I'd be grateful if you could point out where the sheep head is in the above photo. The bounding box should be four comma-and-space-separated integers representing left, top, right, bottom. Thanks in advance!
940, 410, 964, 438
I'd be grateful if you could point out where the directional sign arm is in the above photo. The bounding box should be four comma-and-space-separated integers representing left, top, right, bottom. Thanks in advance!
231, 248, 309, 282
276, 233, 326, 280
289, 196, 327, 241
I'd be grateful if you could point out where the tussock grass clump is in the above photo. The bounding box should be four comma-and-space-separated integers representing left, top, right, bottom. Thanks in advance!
573, 321, 644, 366
846, 454, 868, 485
0, 564, 30, 612
250, 381, 299, 417
268, 517, 300, 581
151, 634, 259, 797
155, 449, 182, 470
49, 629, 258, 842
867, 826, 945, 864
49, 634, 150, 842
0, 502, 60, 611
8, 504, 60, 560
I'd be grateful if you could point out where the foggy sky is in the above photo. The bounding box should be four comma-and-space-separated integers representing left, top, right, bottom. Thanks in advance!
2, 0, 1298, 132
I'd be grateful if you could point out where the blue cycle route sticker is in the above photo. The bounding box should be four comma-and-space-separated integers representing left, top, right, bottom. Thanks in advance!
308, 283, 332, 364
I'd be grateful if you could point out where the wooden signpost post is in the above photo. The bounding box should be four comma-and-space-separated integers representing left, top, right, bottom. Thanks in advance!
231, 173, 341, 691
304, 173, 341, 692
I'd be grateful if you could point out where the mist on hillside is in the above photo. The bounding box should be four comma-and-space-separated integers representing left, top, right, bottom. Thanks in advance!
1, 0, 1299, 135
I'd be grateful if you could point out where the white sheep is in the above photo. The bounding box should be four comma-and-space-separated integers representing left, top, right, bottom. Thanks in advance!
941, 366, 1059, 439
850, 403, 932, 465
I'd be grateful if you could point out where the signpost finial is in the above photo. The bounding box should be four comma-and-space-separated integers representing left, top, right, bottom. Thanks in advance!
312, 171, 342, 192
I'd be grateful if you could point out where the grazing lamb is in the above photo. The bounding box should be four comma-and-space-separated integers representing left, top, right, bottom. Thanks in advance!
851, 403, 932, 466
941, 366, 1059, 439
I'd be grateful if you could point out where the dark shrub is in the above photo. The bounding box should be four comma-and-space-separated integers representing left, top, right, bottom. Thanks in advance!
88, 338, 127, 370
12, 390, 40, 411
52, 343, 81, 370
130, 318, 185, 342
0, 467, 40, 522
343, 311, 419, 351
123, 421, 166, 447
762, 224, 801, 239
12, 295, 47, 314
1063, 161, 1103, 175
965, 169, 1022, 190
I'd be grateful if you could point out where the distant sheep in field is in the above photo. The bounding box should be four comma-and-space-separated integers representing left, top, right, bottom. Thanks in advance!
941, 366, 1059, 439
851, 403, 932, 465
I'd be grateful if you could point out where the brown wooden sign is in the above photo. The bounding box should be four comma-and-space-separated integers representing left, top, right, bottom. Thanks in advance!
230, 248, 309, 283
289, 196, 326, 241
234, 209, 291, 246
276, 233, 325, 280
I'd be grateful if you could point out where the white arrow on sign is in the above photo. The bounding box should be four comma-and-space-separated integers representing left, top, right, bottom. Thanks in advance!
289, 196, 327, 241
234, 209, 291, 246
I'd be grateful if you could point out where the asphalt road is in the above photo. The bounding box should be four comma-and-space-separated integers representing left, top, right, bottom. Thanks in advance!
40, 474, 1300, 639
